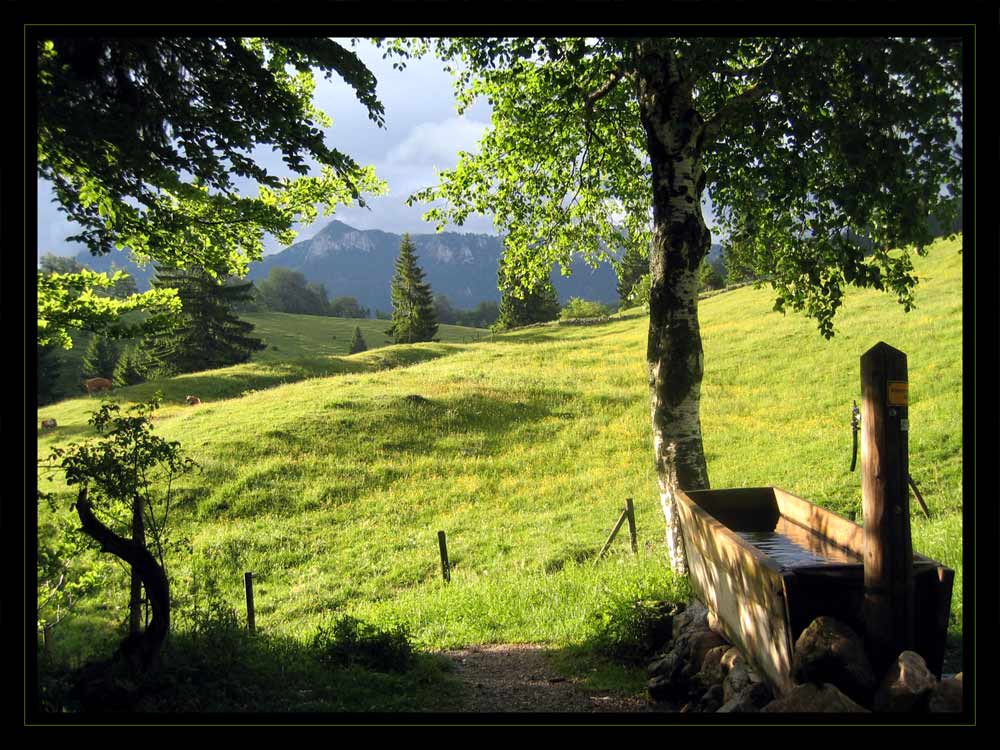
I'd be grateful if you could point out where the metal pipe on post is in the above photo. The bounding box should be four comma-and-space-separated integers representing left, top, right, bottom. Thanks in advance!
860, 342, 914, 673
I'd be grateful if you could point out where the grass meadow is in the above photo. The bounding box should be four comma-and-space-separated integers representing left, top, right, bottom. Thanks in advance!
35, 235, 965, 710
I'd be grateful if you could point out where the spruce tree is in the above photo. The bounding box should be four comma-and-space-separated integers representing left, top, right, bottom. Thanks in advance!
113, 344, 159, 387
150, 267, 266, 374
495, 276, 561, 330
387, 234, 438, 343
349, 326, 368, 354
80, 334, 120, 379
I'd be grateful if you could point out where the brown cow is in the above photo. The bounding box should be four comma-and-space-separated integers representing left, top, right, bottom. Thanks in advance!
185, 395, 201, 406
83, 377, 113, 394
40, 418, 57, 430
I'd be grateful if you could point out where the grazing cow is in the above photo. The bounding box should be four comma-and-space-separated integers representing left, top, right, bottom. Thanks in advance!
83, 377, 113, 395
40, 418, 57, 430
185, 395, 201, 406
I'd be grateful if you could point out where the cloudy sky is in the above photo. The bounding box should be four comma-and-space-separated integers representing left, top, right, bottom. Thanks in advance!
35, 38, 497, 259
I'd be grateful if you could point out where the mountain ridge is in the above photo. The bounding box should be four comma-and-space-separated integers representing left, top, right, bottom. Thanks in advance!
73, 219, 723, 312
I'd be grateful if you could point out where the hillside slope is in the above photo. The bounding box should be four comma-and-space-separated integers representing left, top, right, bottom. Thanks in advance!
37, 236, 964, 670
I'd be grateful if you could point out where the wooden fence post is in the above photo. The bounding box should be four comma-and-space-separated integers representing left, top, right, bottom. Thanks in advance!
860, 342, 914, 672
625, 497, 638, 554
438, 531, 451, 583
244, 572, 256, 632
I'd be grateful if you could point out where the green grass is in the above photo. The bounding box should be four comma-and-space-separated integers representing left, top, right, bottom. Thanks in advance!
46, 312, 488, 402
242, 312, 490, 362
36, 236, 965, 706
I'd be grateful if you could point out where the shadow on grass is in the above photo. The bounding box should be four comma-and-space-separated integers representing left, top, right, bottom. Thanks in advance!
43, 344, 466, 415
36, 621, 462, 715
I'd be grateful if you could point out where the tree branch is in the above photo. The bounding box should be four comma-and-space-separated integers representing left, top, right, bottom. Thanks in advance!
701, 47, 792, 146
75, 486, 170, 673
585, 66, 624, 108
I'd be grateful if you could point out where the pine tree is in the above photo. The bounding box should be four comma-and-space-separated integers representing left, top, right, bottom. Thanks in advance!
150, 267, 266, 374
495, 277, 561, 330
349, 326, 368, 354
113, 344, 159, 387
80, 334, 119, 380
387, 234, 438, 344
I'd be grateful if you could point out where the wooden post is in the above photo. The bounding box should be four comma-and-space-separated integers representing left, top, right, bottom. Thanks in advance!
244, 572, 256, 632
438, 531, 451, 583
597, 508, 629, 561
908, 474, 932, 519
860, 342, 914, 671
625, 497, 638, 554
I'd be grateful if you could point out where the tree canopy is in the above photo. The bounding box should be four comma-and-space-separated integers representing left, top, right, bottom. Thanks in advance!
392, 36, 962, 336
37, 36, 388, 346
384, 35, 963, 570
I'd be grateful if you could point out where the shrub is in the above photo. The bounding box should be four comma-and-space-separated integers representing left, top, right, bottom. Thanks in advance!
311, 616, 415, 673
560, 297, 613, 320
590, 597, 682, 664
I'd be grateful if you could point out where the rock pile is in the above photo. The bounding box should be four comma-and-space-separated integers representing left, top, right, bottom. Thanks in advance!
647, 603, 963, 714
647, 601, 773, 712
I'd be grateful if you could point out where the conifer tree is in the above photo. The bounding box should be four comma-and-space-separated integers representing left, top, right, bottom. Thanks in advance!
349, 326, 368, 354
80, 334, 119, 380
495, 275, 561, 330
387, 234, 438, 343
150, 267, 265, 374
113, 344, 159, 387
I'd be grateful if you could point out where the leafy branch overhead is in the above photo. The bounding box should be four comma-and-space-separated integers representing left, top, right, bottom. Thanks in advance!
387, 36, 962, 336
37, 36, 388, 346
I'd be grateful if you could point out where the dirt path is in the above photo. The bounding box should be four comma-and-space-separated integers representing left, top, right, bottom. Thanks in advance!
432, 644, 674, 714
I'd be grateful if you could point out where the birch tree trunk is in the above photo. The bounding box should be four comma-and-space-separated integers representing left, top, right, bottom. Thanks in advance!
635, 42, 712, 574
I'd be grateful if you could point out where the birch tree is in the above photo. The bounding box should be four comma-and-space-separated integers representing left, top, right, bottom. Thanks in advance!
383, 36, 962, 571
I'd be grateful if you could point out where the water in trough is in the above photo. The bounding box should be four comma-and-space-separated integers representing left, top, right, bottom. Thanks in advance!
736, 517, 861, 568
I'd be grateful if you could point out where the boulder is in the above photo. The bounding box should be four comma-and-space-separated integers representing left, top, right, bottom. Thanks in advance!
717, 681, 774, 713
698, 683, 724, 712
874, 651, 937, 713
649, 671, 690, 703
697, 644, 730, 686
689, 630, 728, 674
793, 616, 876, 707
927, 676, 963, 713
761, 683, 870, 713
648, 651, 682, 679
723, 663, 753, 704
672, 600, 709, 640
721, 646, 745, 674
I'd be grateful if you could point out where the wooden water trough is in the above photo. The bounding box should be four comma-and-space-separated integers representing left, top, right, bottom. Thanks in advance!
676, 486, 954, 695
676, 342, 955, 696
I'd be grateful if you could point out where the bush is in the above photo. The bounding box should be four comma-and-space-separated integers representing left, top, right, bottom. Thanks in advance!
590, 598, 682, 664
311, 616, 415, 673
560, 297, 613, 320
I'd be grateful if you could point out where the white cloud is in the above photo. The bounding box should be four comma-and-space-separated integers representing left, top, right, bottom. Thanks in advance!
385, 117, 488, 167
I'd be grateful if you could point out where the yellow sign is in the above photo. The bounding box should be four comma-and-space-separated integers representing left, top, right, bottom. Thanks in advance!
888, 381, 909, 406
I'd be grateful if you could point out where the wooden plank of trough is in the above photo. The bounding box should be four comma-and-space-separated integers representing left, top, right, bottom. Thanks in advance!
676, 489, 797, 695
772, 486, 865, 558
